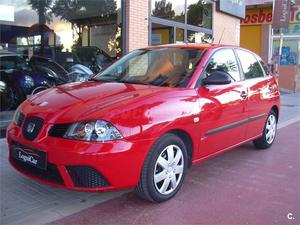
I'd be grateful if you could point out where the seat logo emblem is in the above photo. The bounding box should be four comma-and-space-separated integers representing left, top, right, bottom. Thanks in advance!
26, 123, 35, 133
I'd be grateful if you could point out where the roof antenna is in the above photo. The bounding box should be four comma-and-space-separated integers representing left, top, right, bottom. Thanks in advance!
218, 28, 226, 44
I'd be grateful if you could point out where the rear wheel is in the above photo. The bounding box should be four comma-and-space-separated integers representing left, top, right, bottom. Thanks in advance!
253, 110, 277, 149
136, 133, 188, 202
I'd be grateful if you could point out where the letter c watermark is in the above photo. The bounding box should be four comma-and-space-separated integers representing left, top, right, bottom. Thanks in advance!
287, 213, 295, 220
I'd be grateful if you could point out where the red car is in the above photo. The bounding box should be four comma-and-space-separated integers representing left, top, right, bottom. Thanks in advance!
7, 45, 280, 202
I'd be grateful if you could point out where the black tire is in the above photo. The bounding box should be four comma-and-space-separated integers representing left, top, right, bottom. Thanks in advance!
135, 133, 188, 203
253, 109, 278, 149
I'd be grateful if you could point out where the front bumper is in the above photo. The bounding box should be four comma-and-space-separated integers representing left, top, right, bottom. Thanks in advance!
7, 123, 153, 191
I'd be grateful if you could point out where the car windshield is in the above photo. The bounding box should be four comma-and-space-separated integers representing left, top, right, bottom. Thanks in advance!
93, 48, 204, 87
0, 55, 30, 71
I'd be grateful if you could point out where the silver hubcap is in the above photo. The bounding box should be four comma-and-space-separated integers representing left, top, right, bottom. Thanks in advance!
154, 145, 184, 195
265, 114, 276, 144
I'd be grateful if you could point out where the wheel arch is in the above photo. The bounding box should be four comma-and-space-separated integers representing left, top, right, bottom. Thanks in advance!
271, 105, 279, 121
167, 129, 194, 168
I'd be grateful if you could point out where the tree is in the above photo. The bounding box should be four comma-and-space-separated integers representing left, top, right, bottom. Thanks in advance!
152, 0, 175, 20
52, 0, 117, 46
27, 0, 53, 54
187, 1, 212, 29
28, 0, 119, 54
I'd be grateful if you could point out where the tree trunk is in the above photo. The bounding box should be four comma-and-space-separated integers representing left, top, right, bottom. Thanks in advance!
38, 6, 46, 56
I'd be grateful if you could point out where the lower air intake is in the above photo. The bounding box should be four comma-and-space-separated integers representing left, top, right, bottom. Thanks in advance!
66, 166, 110, 188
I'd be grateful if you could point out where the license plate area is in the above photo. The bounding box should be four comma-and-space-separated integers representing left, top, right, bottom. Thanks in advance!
11, 142, 47, 170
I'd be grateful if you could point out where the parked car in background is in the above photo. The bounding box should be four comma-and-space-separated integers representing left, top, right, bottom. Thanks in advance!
73, 46, 114, 73
52, 51, 82, 71
67, 64, 94, 82
30, 55, 95, 82
0, 52, 95, 111
7, 45, 280, 203
0, 53, 57, 111
29, 56, 70, 85
31, 47, 82, 71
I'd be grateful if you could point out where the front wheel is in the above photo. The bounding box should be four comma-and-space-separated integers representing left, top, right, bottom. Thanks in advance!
135, 133, 188, 202
253, 110, 277, 149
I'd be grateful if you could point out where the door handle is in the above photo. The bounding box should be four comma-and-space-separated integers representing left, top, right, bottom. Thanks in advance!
240, 91, 248, 98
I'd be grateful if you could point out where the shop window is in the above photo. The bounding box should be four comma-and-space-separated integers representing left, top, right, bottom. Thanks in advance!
176, 28, 184, 43
0, 0, 122, 71
187, 30, 212, 44
236, 50, 265, 79
187, 0, 212, 29
151, 0, 185, 23
0, 0, 122, 112
273, 24, 300, 36
152, 23, 174, 45
272, 39, 299, 65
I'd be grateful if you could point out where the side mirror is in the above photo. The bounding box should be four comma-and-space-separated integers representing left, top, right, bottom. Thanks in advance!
202, 71, 232, 85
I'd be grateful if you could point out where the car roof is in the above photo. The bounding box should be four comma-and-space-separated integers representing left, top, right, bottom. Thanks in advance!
146, 43, 238, 50
0, 51, 18, 57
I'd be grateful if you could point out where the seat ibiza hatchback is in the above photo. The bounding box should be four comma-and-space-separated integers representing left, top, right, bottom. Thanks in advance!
7, 44, 280, 202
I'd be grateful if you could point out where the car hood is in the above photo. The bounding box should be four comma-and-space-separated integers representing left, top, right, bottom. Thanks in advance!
22, 81, 166, 123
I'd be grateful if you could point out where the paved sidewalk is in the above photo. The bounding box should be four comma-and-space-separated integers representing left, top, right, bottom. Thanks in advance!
0, 140, 127, 225
0, 111, 14, 138
0, 92, 299, 225
279, 92, 300, 125
49, 121, 300, 225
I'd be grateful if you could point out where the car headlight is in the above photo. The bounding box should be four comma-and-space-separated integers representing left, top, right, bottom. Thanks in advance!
13, 110, 24, 127
0, 81, 6, 92
24, 75, 34, 86
64, 120, 123, 142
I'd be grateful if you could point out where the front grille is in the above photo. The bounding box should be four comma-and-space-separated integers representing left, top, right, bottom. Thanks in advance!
22, 117, 44, 141
11, 157, 64, 185
48, 124, 70, 138
66, 166, 110, 188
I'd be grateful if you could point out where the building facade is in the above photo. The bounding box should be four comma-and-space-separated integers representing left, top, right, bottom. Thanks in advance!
0, 0, 243, 58
240, 0, 300, 92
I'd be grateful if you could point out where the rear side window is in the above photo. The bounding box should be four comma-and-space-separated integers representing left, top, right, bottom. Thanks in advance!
259, 60, 270, 75
205, 49, 241, 82
236, 50, 265, 79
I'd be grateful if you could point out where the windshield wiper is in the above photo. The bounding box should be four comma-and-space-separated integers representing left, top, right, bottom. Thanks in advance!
88, 77, 101, 81
118, 80, 147, 85
89, 74, 119, 82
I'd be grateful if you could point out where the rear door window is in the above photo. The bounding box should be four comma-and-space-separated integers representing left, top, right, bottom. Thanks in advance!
236, 50, 265, 79
259, 60, 270, 76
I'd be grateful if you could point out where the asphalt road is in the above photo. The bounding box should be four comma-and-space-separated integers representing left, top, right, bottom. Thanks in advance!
49, 121, 300, 225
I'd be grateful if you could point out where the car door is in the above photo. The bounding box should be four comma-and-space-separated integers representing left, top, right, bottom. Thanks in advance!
235, 49, 272, 139
196, 48, 248, 158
